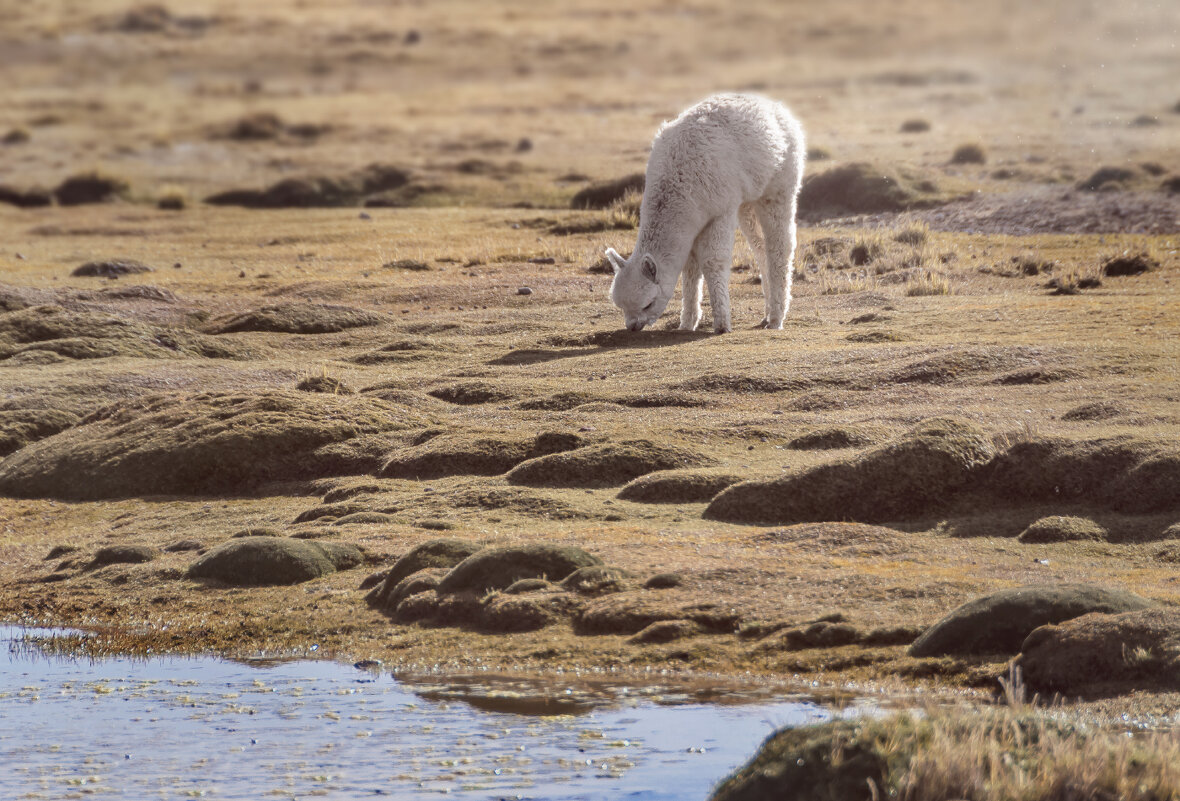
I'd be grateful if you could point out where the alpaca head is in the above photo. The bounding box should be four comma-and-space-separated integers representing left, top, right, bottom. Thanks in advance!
606, 248, 670, 331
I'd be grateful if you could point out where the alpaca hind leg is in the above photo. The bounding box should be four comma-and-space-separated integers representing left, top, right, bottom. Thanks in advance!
756, 198, 795, 329
697, 212, 738, 334
679, 253, 703, 331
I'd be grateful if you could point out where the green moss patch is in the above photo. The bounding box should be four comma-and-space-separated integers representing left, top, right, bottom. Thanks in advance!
507, 439, 714, 488
0, 391, 424, 499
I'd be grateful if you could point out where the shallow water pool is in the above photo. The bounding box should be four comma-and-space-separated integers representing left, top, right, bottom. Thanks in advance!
1, 626, 857, 800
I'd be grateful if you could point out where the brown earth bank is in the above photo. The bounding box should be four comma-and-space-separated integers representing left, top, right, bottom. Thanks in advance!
1, 0, 1180, 761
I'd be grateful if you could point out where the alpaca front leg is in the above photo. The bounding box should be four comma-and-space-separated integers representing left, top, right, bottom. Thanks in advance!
680, 256, 703, 331
696, 213, 737, 334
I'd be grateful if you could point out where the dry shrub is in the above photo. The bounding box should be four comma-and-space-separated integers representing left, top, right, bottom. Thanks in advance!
905, 270, 951, 296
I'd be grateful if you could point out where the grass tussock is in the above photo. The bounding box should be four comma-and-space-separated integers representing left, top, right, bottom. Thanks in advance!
712, 701, 1180, 801
905, 269, 952, 296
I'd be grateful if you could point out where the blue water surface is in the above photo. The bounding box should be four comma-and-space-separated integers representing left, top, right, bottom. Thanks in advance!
1, 626, 852, 800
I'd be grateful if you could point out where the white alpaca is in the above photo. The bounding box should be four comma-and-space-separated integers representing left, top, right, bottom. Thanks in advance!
606, 93, 805, 333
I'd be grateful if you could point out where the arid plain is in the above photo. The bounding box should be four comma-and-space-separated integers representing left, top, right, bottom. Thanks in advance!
1, 0, 1179, 729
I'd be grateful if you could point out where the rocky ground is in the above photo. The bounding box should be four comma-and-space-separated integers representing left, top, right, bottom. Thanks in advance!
1, 0, 1179, 777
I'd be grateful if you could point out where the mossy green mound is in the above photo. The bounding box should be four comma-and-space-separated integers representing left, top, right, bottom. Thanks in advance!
0, 305, 249, 362
1018, 608, 1180, 696
617, 470, 741, 503
188, 535, 362, 586
785, 427, 878, 451
365, 539, 482, 609
706, 417, 994, 525
507, 439, 714, 488
712, 708, 1176, 801
558, 565, 631, 595
985, 435, 1180, 513
0, 408, 80, 457
0, 391, 424, 499
208, 303, 384, 335
909, 584, 1155, 657
437, 544, 603, 594
369, 567, 450, 612
380, 432, 581, 480
1017, 515, 1108, 543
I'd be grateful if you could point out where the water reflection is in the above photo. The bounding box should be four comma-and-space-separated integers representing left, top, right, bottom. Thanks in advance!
2, 626, 858, 800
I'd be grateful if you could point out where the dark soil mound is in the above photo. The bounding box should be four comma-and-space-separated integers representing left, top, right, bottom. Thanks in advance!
786, 427, 877, 450
364, 539, 482, 608
949, 143, 987, 165
54, 171, 130, 205
0, 390, 423, 499
380, 431, 581, 480
188, 535, 359, 586
797, 162, 945, 220
208, 303, 383, 334
205, 163, 410, 208
71, 259, 153, 278
644, 572, 684, 589
908, 584, 1155, 657
570, 173, 644, 210
0, 184, 53, 208
1017, 515, 1107, 543
507, 439, 714, 488
1017, 608, 1180, 696
88, 544, 158, 568
427, 382, 515, 405
436, 544, 603, 594
0, 408, 80, 457
617, 470, 741, 503
706, 417, 994, 525
1102, 251, 1158, 276
0, 305, 248, 362
1077, 166, 1137, 191
984, 435, 1180, 513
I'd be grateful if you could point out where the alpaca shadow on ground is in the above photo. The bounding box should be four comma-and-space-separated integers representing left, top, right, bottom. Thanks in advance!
488, 329, 713, 366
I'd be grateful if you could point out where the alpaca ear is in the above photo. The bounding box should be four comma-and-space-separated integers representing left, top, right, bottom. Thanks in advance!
605, 247, 625, 276
641, 254, 658, 283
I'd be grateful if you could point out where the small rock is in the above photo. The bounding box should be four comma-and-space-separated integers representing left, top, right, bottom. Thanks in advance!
517, 287, 533, 296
